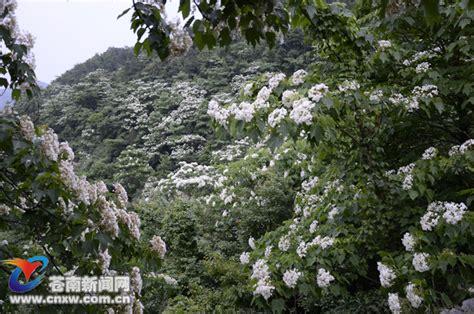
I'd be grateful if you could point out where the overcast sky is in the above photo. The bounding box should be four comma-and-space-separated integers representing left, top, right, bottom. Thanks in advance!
17, 0, 179, 83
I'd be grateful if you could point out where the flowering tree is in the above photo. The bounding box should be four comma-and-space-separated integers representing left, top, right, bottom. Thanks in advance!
206, 1, 473, 312
0, 2, 168, 312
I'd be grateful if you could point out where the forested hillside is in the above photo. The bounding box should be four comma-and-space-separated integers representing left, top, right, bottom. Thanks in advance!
17, 32, 313, 197
1, 1, 473, 313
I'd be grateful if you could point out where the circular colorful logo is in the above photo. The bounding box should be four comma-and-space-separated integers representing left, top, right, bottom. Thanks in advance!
3, 256, 49, 293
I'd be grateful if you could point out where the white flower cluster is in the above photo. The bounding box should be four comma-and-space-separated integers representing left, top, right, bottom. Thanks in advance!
308, 83, 329, 102
412, 252, 430, 272
278, 236, 290, 252
248, 237, 256, 250
150, 162, 225, 197
240, 252, 250, 264
153, 273, 178, 286
397, 163, 415, 190
403, 49, 439, 67
316, 268, 335, 288
309, 220, 318, 233
422, 147, 437, 160
150, 235, 166, 258
38, 128, 60, 161
113, 183, 128, 208
302, 176, 319, 192
401, 232, 416, 252
297, 235, 334, 258
19, 115, 35, 141
0, 204, 11, 215
405, 282, 423, 308
289, 98, 315, 125
98, 248, 111, 274
377, 262, 396, 287
369, 90, 384, 103
0, 0, 36, 69
420, 201, 467, 231
282, 269, 302, 288
268, 72, 286, 90
449, 139, 474, 156
412, 84, 439, 98
388, 293, 401, 314
130, 267, 143, 295
338, 80, 360, 92
291, 69, 307, 86
282, 90, 299, 107
378, 40, 392, 49
388, 93, 419, 112
207, 99, 230, 126
415, 62, 431, 73
251, 259, 275, 300
268, 108, 288, 128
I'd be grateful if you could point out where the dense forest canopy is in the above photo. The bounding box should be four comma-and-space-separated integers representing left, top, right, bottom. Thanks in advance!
1, 0, 474, 313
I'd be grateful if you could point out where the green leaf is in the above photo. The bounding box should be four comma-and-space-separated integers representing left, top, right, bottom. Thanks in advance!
271, 298, 286, 313
117, 7, 131, 19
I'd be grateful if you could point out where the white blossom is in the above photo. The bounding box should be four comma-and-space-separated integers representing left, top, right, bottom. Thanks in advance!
309, 220, 318, 233
98, 249, 111, 274
282, 90, 299, 107
308, 83, 329, 102
268, 72, 286, 90
130, 266, 143, 295
291, 69, 307, 86
316, 268, 335, 288
378, 40, 392, 49
442, 202, 467, 225
402, 232, 415, 252
415, 62, 431, 73
412, 252, 430, 272
338, 80, 360, 92
388, 293, 401, 314
150, 235, 166, 258
240, 252, 250, 264
422, 147, 437, 160
296, 241, 307, 258
377, 262, 396, 287
289, 98, 314, 125
406, 282, 423, 308
248, 237, 256, 250
278, 236, 290, 252
268, 108, 287, 128
283, 269, 302, 288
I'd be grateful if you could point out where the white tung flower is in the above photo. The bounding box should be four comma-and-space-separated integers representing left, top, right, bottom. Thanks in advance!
378, 40, 392, 49
296, 241, 307, 258
283, 269, 302, 288
377, 262, 396, 287
442, 202, 467, 225
412, 252, 430, 272
402, 232, 415, 252
278, 236, 290, 252
268, 107, 287, 128
422, 147, 437, 160
406, 282, 423, 308
282, 90, 298, 107
150, 235, 167, 258
415, 62, 431, 74
316, 268, 335, 288
308, 83, 329, 102
291, 69, 307, 86
240, 252, 250, 265
388, 293, 401, 314
309, 220, 318, 233
289, 98, 314, 125
248, 237, 256, 250
98, 249, 111, 274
